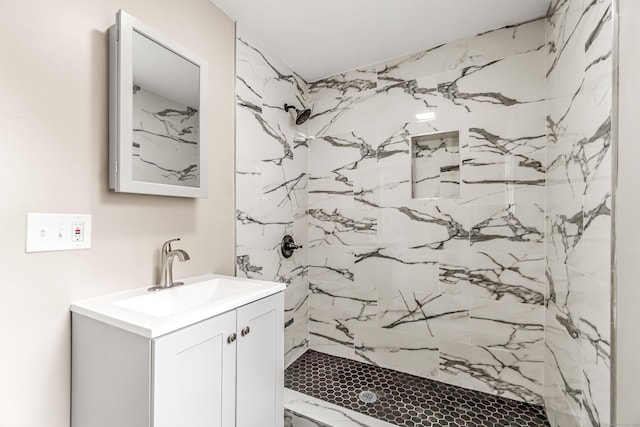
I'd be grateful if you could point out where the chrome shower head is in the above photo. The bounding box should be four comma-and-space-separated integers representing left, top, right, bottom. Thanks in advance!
284, 103, 311, 125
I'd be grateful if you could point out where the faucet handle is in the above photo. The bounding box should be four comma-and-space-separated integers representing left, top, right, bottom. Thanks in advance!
162, 238, 181, 254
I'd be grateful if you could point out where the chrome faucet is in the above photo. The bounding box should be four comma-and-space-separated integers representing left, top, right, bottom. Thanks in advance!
149, 238, 190, 291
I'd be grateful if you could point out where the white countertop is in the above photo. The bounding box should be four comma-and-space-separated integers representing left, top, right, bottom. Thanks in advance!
71, 274, 285, 338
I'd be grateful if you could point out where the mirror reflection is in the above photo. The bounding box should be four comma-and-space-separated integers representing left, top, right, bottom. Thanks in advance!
131, 30, 200, 188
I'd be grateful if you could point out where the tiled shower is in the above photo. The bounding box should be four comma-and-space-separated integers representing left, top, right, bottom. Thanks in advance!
235, 0, 613, 425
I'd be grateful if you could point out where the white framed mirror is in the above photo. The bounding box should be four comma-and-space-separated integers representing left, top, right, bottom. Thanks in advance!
109, 10, 208, 198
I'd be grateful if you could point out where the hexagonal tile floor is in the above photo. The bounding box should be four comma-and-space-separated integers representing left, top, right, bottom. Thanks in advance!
285, 350, 550, 427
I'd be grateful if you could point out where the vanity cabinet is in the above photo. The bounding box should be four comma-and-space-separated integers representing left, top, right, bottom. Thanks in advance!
72, 292, 284, 427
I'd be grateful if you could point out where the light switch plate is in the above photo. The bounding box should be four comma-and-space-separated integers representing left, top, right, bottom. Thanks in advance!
26, 213, 92, 253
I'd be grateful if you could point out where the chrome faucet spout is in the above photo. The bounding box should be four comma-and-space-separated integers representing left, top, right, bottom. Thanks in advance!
170, 249, 190, 262
149, 239, 191, 291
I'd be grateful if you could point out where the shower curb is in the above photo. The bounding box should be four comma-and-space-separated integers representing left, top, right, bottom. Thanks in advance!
285, 388, 398, 427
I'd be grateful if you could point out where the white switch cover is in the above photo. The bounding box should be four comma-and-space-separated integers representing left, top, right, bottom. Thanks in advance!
26, 213, 92, 253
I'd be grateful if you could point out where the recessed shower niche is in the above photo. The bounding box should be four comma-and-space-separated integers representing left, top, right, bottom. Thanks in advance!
410, 131, 460, 199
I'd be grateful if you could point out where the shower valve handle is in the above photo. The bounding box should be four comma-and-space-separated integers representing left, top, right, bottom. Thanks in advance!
281, 235, 302, 258
284, 241, 302, 250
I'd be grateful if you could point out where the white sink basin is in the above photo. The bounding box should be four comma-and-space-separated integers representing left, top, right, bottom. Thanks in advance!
71, 274, 285, 338
113, 278, 263, 318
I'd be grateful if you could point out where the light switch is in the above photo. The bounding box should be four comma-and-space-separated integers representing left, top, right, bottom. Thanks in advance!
26, 213, 92, 253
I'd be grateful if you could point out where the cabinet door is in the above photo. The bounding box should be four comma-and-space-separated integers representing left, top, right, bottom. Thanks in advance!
152, 310, 236, 427
236, 293, 284, 427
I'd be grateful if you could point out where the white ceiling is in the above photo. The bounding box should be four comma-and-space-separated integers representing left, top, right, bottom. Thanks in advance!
210, 0, 551, 82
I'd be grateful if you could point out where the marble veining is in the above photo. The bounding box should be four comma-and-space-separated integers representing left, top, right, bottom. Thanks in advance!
302, 17, 548, 405
235, 30, 310, 366
544, 0, 613, 425
132, 87, 199, 186
439, 251, 545, 304
235, 11, 611, 421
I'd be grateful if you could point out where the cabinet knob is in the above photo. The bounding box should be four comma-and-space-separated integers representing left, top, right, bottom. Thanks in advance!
241, 326, 251, 336
227, 333, 237, 344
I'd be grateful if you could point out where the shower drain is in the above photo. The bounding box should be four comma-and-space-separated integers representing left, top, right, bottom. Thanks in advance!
358, 390, 378, 404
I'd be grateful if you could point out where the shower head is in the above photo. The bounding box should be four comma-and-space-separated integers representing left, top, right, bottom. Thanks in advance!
284, 103, 311, 125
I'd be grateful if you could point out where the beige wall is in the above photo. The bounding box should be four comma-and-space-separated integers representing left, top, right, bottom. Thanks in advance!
615, 0, 640, 424
0, 1, 235, 426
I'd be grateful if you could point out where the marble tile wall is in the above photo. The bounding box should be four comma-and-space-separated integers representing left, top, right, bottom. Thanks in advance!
235, 29, 309, 366
544, 0, 613, 426
235, 7, 614, 419
306, 19, 548, 405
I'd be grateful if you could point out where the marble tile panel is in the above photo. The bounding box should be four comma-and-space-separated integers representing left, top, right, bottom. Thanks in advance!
365, 78, 442, 132
308, 129, 377, 177
545, 198, 583, 263
377, 38, 469, 86
287, 167, 308, 211
261, 163, 305, 211
285, 281, 309, 367
439, 340, 543, 404
469, 299, 544, 357
546, 91, 588, 192
353, 246, 439, 291
235, 249, 273, 280
545, 309, 583, 418
435, 49, 545, 114
235, 170, 263, 212
307, 68, 378, 138
467, 101, 546, 156
543, 380, 581, 427
457, 105, 545, 204
546, 0, 586, 100
236, 73, 263, 121
353, 167, 381, 208
235, 107, 274, 172
581, 354, 610, 427
569, 192, 611, 283
308, 245, 354, 285
294, 72, 309, 97
354, 325, 439, 379
378, 203, 470, 250
580, 89, 612, 198
439, 250, 545, 304
237, 30, 298, 85
469, 18, 545, 65
236, 206, 292, 251
553, 110, 611, 200
548, 264, 611, 368
284, 389, 397, 427
378, 289, 470, 343
308, 67, 377, 99
236, 34, 267, 104
309, 282, 377, 360
285, 409, 330, 427
462, 151, 545, 201
582, 0, 613, 93
308, 170, 355, 209
235, 105, 295, 172
463, 101, 546, 204
470, 203, 544, 254
308, 207, 377, 247
461, 179, 545, 206
546, 260, 571, 310
379, 166, 412, 207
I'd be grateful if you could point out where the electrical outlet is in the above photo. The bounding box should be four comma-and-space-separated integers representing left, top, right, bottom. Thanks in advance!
72, 222, 84, 242
26, 213, 92, 252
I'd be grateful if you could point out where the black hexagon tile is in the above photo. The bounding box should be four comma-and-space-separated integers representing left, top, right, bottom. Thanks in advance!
285, 350, 550, 427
